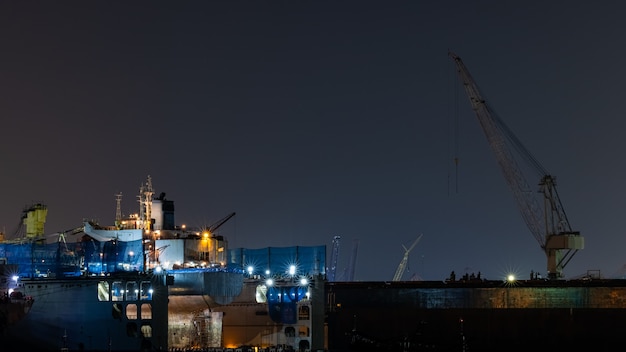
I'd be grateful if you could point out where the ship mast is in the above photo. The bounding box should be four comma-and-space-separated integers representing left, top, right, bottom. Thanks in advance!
138, 176, 155, 272
115, 192, 123, 228
138, 176, 154, 231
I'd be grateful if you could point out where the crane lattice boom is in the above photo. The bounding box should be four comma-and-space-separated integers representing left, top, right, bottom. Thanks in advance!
449, 51, 584, 279
327, 235, 340, 282
392, 234, 422, 281
346, 238, 359, 281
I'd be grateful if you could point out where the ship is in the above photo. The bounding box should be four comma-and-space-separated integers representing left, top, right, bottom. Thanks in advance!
0, 202, 171, 351
0, 176, 326, 351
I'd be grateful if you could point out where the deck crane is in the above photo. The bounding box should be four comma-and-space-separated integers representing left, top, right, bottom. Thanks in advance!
203, 212, 236, 235
48, 226, 85, 251
449, 52, 584, 279
392, 234, 423, 281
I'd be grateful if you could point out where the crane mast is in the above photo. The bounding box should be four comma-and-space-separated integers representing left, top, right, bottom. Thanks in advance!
449, 52, 584, 279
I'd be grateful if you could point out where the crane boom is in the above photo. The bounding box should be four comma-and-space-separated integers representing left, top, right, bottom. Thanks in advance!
345, 238, 359, 281
327, 235, 341, 282
392, 234, 422, 281
207, 212, 236, 233
449, 51, 584, 279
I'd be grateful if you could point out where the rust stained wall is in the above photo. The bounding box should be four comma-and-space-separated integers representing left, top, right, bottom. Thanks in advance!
419, 286, 626, 308
328, 280, 626, 309
326, 281, 626, 351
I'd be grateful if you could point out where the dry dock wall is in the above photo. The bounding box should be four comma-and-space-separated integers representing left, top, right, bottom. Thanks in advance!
326, 280, 626, 352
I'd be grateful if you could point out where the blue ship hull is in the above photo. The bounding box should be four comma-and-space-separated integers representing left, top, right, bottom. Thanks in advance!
2, 273, 170, 351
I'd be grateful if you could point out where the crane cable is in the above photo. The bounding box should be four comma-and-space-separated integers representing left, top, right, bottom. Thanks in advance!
448, 53, 461, 196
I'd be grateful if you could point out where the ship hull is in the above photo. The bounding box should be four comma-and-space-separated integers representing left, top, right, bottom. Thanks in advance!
2, 274, 169, 351
166, 277, 324, 351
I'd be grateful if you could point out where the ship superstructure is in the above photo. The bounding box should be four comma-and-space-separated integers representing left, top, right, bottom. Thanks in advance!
0, 176, 327, 351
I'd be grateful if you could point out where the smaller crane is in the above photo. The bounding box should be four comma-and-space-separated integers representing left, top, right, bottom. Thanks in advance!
345, 238, 359, 281
203, 212, 236, 236
327, 235, 341, 282
392, 234, 423, 281
48, 226, 85, 252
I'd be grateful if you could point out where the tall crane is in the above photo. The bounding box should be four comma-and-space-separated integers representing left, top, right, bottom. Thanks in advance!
392, 234, 423, 281
327, 235, 341, 282
345, 238, 359, 281
449, 52, 584, 279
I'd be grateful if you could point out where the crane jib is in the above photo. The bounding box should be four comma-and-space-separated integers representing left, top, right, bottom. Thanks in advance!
448, 51, 584, 280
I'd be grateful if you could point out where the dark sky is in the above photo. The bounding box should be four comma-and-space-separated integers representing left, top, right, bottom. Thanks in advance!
2, 1, 625, 282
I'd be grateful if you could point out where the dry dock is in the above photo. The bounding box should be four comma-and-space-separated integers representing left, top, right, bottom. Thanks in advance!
325, 279, 626, 351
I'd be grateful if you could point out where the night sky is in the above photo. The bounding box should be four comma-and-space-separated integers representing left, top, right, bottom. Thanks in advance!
2, 1, 626, 282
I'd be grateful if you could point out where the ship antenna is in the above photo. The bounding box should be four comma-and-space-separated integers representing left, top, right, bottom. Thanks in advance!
115, 192, 122, 226
143, 176, 154, 231
137, 175, 155, 231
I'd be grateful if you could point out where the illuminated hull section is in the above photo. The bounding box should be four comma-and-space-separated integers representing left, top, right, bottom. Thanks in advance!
164, 245, 327, 351
167, 277, 324, 351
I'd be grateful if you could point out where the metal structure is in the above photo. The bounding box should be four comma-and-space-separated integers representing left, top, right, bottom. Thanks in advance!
50, 226, 85, 251
204, 212, 236, 235
115, 192, 123, 223
138, 175, 154, 231
345, 238, 359, 281
327, 235, 341, 282
392, 234, 423, 281
449, 52, 584, 279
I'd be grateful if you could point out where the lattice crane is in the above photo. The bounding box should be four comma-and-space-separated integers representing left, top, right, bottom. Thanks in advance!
345, 238, 359, 281
327, 235, 341, 282
449, 52, 584, 279
392, 234, 423, 281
